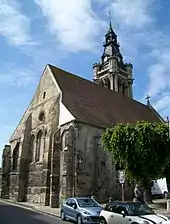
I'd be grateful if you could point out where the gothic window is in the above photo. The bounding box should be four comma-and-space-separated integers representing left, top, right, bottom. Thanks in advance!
43, 130, 47, 157
107, 79, 111, 89
29, 135, 35, 163
35, 130, 43, 161
12, 143, 19, 171
122, 82, 127, 96
118, 79, 120, 92
39, 111, 45, 123
43, 92, 46, 99
104, 78, 110, 89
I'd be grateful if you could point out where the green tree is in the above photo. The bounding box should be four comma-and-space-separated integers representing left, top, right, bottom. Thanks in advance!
102, 121, 170, 202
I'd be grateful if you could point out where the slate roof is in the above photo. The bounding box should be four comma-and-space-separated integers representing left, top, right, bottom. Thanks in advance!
49, 64, 161, 128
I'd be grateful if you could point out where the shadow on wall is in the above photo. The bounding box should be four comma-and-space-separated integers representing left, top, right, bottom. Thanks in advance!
18, 113, 32, 202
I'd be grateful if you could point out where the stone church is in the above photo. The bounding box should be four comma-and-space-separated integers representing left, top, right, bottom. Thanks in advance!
1, 22, 163, 208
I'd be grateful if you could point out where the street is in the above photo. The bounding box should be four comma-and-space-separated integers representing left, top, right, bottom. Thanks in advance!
0, 201, 68, 224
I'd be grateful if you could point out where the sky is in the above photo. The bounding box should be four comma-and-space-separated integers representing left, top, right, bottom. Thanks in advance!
0, 0, 170, 161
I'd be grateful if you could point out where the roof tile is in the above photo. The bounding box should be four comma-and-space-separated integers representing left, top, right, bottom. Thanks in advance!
49, 64, 161, 128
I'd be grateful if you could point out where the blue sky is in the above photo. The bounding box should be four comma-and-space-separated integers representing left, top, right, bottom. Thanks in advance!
0, 0, 170, 161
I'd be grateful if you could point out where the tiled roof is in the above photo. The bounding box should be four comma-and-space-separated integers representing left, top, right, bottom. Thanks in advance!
49, 64, 161, 128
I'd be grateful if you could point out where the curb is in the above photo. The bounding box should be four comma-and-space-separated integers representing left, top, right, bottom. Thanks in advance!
0, 198, 34, 210
33, 208, 61, 218
0, 198, 61, 218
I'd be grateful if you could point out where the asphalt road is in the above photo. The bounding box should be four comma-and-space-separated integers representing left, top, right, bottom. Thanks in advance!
0, 201, 69, 224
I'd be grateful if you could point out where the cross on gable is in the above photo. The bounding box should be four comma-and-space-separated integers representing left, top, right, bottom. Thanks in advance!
145, 95, 151, 105
145, 95, 151, 100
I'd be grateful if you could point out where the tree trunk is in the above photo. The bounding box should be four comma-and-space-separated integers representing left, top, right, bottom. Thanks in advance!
165, 167, 170, 193
143, 181, 153, 204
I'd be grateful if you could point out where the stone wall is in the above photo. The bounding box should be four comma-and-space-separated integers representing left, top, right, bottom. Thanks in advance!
1, 145, 11, 199
51, 121, 133, 206
8, 66, 60, 204
69, 122, 133, 203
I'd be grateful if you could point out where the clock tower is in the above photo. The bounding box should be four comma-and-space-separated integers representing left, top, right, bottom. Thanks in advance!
93, 21, 134, 98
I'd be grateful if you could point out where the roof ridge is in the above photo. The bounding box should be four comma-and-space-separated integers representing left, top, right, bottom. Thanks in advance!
48, 63, 149, 109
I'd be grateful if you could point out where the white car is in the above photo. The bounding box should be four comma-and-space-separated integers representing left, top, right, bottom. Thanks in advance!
99, 201, 169, 224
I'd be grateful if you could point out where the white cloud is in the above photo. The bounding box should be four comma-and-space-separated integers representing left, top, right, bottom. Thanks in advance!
0, 67, 38, 87
153, 93, 170, 118
110, 0, 153, 28
0, 0, 33, 46
147, 63, 170, 97
34, 0, 106, 52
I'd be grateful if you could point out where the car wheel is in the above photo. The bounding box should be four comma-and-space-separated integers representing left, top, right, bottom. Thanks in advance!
77, 215, 83, 224
99, 217, 107, 224
61, 210, 66, 221
164, 191, 168, 199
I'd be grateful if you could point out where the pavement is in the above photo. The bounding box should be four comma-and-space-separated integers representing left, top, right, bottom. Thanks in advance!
0, 198, 170, 220
0, 200, 69, 224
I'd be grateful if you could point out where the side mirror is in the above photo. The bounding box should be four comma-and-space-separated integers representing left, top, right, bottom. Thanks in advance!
121, 211, 126, 217
73, 204, 77, 209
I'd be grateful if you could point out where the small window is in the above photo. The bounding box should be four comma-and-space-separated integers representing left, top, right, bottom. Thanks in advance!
43, 92, 46, 99
39, 111, 45, 122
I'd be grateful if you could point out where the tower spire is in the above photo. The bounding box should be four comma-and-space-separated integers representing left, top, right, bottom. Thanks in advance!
109, 10, 112, 27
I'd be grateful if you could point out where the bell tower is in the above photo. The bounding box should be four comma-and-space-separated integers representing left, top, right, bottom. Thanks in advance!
93, 21, 134, 98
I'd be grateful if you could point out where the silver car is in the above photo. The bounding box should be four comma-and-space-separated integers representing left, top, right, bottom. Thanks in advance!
61, 197, 103, 224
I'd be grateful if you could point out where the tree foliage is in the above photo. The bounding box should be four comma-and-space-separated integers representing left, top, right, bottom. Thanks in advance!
102, 121, 170, 187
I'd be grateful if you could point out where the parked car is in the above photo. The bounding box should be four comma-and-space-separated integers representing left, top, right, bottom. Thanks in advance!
60, 197, 103, 224
99, 201, 169, 224
151, 178, 169, 199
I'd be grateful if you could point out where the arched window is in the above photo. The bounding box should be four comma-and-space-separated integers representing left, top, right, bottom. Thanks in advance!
118, 79, 121, 92
122, 82, 127, 96
103, 78, 110, 89
29, 135, 35, 163
35, 131, 43, 161
43, 130, 47, 158
12, 142, 19, 171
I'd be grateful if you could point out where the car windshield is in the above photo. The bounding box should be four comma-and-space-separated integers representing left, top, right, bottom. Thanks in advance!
126, 203, 154, 216
77, 198, 100, 207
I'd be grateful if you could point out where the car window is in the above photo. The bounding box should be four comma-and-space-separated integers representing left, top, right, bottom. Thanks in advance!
116, 205, 128, 215
77, 198, 100, 207
105, 204, 128, 215
66, 199, 72, 206
105, 204, 117, 213
126, 203, 154, 216
70, 199, 77, 207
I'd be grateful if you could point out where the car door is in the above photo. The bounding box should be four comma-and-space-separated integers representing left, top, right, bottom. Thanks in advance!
106, 204, 118, 224
64, 199, 73, 218
113, 205, 128, 224
107, 205, 128, 224
69, 199, 78, 220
